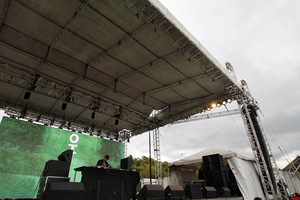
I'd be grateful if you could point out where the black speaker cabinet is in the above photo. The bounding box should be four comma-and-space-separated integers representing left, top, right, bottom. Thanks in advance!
136, 185, 165, 200
58, 149, 73, 163
120, 157, 133, 170
37, 176, 70, 198
165, 185, 184, 199
40, 182, 84, 200
202, 186, 217, 198
184, 184, 203, 199
91, 180, 123, 200
203, 154, 225, 171
192, 180, 205, 189
217, 187, 231, 197
42, 160, 70, 177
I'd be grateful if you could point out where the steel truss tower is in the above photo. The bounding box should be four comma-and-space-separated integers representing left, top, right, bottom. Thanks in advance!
233, 82, 288, 200
152, 127, 162, 184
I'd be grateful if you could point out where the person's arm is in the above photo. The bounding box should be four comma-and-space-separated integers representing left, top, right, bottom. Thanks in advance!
107, 162, 111, 168
97, 160, 103, 166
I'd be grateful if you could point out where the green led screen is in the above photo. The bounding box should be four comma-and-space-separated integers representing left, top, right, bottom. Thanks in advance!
0, 116, 124, 198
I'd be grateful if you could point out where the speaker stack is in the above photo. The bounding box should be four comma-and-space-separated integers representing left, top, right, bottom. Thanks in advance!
202, 154, 231, 197
37, 150, 85, 199
136, 185, 165, 200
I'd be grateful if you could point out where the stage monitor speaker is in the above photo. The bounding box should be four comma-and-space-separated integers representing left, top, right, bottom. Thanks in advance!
40, 182, 84, 200
120, 157, 133, 170
58, 149, 73, 163
184, 184, 202, 199
42, 160, 70, 177
165, 185, 184, 199
217, 187, 231, 197
136, 185, 164, 200
202, 186, 217, 198
192, 180, 205, 189
91, 180, 123, 200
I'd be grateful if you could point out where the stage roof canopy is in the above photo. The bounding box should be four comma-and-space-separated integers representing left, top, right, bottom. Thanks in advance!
0, 0, 241, 138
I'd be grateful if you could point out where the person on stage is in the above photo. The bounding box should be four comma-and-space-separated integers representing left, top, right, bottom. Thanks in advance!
97, 155, 111, 168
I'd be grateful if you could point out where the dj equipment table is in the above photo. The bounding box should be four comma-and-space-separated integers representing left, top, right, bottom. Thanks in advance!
74, 167, 140, 199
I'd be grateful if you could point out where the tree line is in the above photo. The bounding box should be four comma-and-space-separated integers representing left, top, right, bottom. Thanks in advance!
132, 156, 169, 178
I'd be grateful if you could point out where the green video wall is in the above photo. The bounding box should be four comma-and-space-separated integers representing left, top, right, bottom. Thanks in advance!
0, 116, 124, 198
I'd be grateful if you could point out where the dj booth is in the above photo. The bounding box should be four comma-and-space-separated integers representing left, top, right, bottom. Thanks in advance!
74, 167, 140, 200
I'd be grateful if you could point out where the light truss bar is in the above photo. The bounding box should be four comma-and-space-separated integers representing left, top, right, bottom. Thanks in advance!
171, 109, 240, 125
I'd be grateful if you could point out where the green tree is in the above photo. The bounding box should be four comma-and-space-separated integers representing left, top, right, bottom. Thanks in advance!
132, 156, 169, 178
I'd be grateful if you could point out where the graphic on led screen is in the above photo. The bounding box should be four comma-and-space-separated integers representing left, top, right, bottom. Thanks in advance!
0, 116, 124, 198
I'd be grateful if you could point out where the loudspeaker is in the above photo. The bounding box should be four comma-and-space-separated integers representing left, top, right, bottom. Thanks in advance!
120, 157, 133, 170
202, 186, 217, 198
58, 149, 73, 163
42, 160, 70, 177
203, 154, 225, 171
91, 180, 123, 200
165, 185, 184, 199
184, 184, 203, 199
192, 180, 205, 189
217, 187, 231, 197
204, 169, 229, 188
40, 182, 84, 200
37, 176, 70, 198
136, 185, 165, 200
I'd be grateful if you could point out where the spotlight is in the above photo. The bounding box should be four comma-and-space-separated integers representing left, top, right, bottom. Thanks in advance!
84, 126, 89, 133
24, 91, 31, 100
207, 107, 211, 111
91, 112, 95, 119
217, 103, 221, 107
67, 122, 71, 130
222, 100, 227, 105
212, 103, 217, 108
115, 118, 119, 125
61, 102, 67, 110
36, 114, 41, 122
227, 99, 232, 103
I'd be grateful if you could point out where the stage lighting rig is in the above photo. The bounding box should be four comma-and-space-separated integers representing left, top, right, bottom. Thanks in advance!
23, 74, 40, 100
61, 87, 74, 110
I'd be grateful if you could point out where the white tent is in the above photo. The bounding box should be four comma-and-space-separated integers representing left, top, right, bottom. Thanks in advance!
168, 147, 265, 200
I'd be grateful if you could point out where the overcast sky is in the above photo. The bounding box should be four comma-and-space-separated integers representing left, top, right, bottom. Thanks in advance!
127, 0, 300, 169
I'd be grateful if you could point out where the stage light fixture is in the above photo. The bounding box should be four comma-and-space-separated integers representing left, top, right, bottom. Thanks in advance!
217, 103, 221, 107
212, 103, 217, 108
222, 100, 227, 105
36, 114, 41, 122
207, 107, 211, 111
227, 99, 232, 103
24, 91, 31, 100
61, 102, 67, 110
